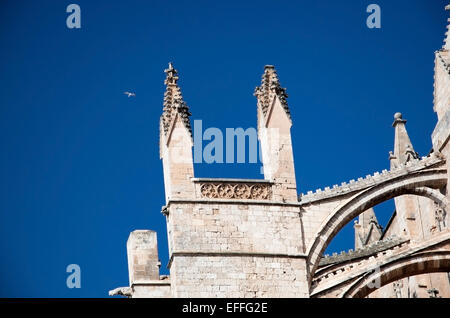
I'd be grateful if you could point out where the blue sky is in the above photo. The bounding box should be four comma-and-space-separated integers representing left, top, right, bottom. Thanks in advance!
0, 0, 448, 297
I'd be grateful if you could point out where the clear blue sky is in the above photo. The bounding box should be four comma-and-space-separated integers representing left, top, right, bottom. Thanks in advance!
0, 0, 448, 297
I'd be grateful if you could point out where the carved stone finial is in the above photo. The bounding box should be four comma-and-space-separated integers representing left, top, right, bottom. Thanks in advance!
255, 65, 291, 121
161, 63, 192, 137
164, 62, 178, 85
392, 112, 407, 127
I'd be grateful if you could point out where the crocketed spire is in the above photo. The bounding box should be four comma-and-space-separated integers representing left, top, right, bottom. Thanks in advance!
390, 113, 419, 169
254, 65, 291, 121
354, 208, 383, 250
161, 62, 192, 137
444, 5, 450, 50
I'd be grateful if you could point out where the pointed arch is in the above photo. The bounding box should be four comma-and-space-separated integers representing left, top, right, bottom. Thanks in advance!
307, 169, 448, 282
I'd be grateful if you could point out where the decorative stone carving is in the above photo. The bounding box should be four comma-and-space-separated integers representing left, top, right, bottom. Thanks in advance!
161, 63, 192, 137
434, 204, 447, 232
199, 182, 272, 200
254, 65, 291, 121
200, 183, 218, 198
427, 288, 441, 298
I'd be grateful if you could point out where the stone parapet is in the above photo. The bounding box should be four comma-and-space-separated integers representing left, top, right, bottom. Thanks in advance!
299, 154, 444, 205
312, 238, 410, 292
319, 236, 407, 267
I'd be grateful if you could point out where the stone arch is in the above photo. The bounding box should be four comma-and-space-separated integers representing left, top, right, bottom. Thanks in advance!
343, 251, 450, 298
307, 169, 448, 282
408, 187, 447, 206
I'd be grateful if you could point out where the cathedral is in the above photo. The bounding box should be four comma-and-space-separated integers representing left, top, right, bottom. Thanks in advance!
110, 5, 450, 298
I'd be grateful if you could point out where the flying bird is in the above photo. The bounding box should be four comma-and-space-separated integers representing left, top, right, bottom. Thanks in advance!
124, 91, 136, 97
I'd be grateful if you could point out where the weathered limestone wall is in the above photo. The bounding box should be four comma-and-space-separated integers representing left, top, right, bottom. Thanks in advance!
432, 49, 450, 198
160, 117, 195, 202
301, 195, 353, 251
370, 195, 450, 298
391, 195, 438, 240
132, 282, 171, 298
167, 202, 304, 255
373, 201, 420, 298
429, 272, 450, 297
433, 51, 450, 122
170, 256, 308, 297
166, 201, 308, 297
127, 230, 160, 284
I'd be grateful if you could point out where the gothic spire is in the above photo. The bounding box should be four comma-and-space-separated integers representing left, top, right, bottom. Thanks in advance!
161, 62, 192, 138
254, 65, 291, 122
390, 113, 419, 168
354, 208, 383, 249
443, 4, 450, 51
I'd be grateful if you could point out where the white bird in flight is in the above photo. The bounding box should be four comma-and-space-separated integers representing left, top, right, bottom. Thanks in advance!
124, 91, 136, 97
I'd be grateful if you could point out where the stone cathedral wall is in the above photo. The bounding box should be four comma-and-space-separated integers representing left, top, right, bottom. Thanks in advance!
165, 200, 309, 297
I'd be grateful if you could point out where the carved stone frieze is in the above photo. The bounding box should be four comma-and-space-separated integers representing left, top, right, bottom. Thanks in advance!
199, 182, 272, 200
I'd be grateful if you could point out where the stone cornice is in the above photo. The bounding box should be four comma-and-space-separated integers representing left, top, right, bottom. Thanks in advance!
161, 199, 303, 216
196, 180, 273, 201
132, 280, 171, 287
166, 251, 308, 269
